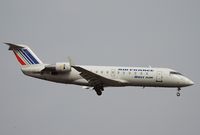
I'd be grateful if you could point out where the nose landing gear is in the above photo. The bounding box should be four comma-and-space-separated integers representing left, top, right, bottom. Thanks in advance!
176, 87, 181, 97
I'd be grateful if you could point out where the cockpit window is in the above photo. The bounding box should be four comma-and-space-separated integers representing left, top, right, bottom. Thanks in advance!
170, 71, 182, 75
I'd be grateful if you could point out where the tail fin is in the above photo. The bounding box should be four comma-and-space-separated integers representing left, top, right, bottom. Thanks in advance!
4, 43, 43, 66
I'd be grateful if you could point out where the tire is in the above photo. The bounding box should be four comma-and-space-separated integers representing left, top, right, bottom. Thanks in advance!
176, 92, 180, 97
96, 90, 102, 96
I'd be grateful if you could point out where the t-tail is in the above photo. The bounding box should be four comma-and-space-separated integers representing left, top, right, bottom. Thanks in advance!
4, 43, 43, 66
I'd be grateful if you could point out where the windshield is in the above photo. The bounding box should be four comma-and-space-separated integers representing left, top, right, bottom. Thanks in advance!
170, 71, 182, 75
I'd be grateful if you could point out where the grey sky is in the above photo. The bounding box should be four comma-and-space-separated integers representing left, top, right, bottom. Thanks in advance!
0, 0, 200, 135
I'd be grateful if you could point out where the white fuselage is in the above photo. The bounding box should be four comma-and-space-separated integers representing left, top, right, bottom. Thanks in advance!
22, 64, 194, 88
3, 42, 194, 96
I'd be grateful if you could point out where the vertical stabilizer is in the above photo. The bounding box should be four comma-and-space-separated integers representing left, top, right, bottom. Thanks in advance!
4, 43, 43, 66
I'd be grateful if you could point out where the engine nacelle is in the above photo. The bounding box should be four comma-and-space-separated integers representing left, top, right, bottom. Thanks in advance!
55, 62, 71, 72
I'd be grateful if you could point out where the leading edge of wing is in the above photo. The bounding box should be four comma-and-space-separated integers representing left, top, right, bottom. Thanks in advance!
72, 65, 125, 86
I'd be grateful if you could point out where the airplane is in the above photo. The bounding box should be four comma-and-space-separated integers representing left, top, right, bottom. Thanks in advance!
3, 43, 194, 96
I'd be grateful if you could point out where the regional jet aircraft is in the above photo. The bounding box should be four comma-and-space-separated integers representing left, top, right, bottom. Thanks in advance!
3, 43, 194, 96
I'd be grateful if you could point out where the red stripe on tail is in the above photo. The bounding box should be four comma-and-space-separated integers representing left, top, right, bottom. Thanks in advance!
13, 52, 26, 65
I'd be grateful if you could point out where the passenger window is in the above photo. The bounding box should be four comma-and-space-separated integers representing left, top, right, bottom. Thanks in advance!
123, 72, 125, 75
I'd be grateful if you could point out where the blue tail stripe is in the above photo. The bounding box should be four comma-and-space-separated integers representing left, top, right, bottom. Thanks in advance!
19, 49, 35, 64
23, 49, 39, 64
17, 49, 32, 64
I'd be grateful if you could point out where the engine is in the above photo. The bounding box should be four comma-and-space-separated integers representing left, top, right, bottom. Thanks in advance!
55, 62, 71, 72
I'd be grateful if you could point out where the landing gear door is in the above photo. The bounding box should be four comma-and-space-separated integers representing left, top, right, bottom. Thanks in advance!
156, 71, 163, 82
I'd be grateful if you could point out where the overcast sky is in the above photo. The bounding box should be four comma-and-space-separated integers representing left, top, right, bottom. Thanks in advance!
0, 0, 200, 135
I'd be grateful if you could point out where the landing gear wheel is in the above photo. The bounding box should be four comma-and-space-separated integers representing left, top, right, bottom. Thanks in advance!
176, 92, 180, 97
94, 85, 104, 96
96, 90, 102, 96
176, 87, 181, 97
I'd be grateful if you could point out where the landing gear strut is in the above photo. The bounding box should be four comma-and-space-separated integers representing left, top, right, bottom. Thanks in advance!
176, 87, 181, 97
94, 85, 104, 96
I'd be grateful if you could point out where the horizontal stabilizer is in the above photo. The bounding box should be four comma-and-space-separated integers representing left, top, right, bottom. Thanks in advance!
4, 42, 27, 50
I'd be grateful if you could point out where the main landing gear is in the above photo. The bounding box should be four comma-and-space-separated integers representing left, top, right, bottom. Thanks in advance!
94, 85, 104, 96
176, 87, 181, 97
96, 90, 102, 96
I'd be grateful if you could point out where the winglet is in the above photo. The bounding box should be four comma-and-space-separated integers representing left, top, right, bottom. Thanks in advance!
68, 56, 75, 66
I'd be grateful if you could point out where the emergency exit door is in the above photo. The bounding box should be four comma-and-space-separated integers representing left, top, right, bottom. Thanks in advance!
156, 71, 163, 82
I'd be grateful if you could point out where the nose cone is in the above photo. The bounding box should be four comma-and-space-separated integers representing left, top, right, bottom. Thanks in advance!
183, 77, 194, 86
187, 79, 194, 86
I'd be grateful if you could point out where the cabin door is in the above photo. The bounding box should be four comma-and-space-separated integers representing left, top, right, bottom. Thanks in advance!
156, 71, 163, 82
111, 69, 116, 78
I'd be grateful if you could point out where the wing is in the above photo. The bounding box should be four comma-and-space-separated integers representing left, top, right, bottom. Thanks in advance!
72, 65, 124, 87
